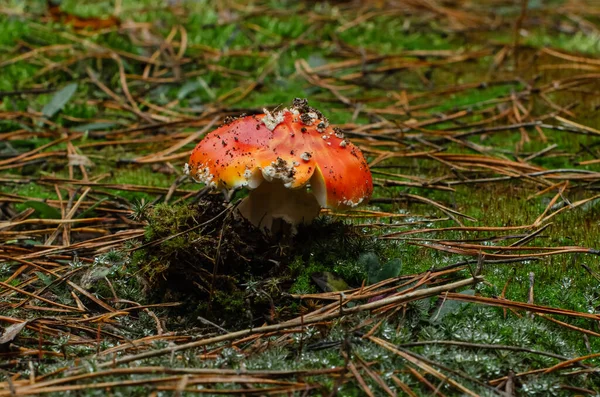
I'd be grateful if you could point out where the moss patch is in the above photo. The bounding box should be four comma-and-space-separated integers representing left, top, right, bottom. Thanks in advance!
131, 195, 386, 328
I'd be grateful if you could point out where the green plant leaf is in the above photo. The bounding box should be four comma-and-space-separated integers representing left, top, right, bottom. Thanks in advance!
0, 140, 36, 151
72, 121, 119, 132
34, 271, 54, 287
22, 201, 61, 219
42, 83, 78, 118
177, 80, 202, 100
311, 271, 350, 292
362, 253, 402, 284
359, 252, 381, 284
430, 289, 476, 323
374, 258, 402, 283
76, 198, 107, 219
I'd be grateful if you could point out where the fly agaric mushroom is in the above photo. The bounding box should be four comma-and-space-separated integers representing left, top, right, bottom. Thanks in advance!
185, 98, 373, 233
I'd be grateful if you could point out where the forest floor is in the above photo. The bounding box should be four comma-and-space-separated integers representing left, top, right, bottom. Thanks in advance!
1, 0, 600, 395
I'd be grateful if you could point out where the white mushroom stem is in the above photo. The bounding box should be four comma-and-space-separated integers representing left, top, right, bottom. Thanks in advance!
236, 180, 322, 233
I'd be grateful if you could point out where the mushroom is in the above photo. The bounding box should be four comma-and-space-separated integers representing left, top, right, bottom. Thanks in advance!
186, 98, 373, 233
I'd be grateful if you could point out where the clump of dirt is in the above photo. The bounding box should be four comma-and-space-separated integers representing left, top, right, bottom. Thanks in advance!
131, 194, 382, 329
131, 194, 287, 328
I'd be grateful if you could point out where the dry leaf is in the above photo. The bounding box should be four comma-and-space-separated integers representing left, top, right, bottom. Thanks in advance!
0, 321, 29, 351
68, 154, 95, 167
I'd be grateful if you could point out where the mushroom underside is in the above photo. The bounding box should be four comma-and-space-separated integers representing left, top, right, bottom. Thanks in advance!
236, 171, 327, 233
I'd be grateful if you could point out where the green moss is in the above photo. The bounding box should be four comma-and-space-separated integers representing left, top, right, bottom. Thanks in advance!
0, 62, 39, 91
144, 203, 196, 240
0, 17, 31, 47
525, 30, 600, 55
288, 257, 326, 294
338, 17, 460, 54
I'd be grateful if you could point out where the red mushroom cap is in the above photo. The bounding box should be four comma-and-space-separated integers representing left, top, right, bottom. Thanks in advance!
186, 99, 373, 229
